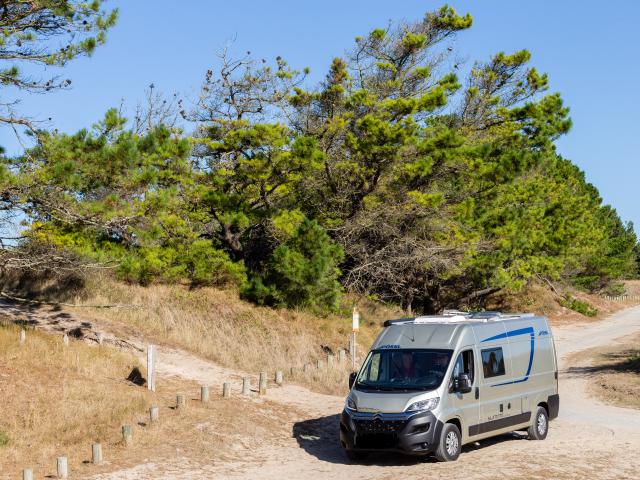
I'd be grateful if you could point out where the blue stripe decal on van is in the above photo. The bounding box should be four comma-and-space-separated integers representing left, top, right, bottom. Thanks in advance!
481, 326, 534, 343
481, 327, 535, 386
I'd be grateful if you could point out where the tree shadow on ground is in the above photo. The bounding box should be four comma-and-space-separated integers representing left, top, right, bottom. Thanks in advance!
292, 414, 528, 466
0, 297, 94, 338
0, 270, 85, 303
565, 351, 640, 378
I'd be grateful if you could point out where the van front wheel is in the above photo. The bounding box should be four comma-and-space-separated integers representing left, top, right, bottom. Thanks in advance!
434, 423, 461, 462
528, 406, 548, 440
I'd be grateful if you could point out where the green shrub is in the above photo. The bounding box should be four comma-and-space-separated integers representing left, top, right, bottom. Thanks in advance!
242, 219, 344, 312
241, 276, 279, 306
118, 242, 246, 288
602, 282, 626, 297
559, 295, 598, 317
0, 430, 9, 447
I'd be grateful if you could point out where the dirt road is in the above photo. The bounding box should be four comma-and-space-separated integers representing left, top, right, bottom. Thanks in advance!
77, 305, 640, 480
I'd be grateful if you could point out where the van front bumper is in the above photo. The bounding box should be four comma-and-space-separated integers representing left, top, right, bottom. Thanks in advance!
340, 409, 442, 455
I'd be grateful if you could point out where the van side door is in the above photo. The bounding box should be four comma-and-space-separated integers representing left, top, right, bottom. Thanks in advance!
471, 343, 512, 436
470, 323, 509, 437
448, 348, 479, 442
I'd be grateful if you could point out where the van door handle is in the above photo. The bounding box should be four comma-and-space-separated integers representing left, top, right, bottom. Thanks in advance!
475, 387, 479, 400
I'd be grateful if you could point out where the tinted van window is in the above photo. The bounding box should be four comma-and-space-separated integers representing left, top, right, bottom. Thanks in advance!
452, 350, 475, 384
481, 347, 505, 378
356, 349, 453, 392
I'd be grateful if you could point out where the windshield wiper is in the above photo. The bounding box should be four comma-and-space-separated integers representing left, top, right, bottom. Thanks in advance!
357, 382, 435, 392
355, 382, 394, 392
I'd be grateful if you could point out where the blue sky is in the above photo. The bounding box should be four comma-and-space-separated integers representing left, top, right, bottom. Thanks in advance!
2, 0, 638, 232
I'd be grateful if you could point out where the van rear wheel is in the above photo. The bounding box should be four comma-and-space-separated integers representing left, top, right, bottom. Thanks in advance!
528, 406, 548, 440
434, 423, 461, 462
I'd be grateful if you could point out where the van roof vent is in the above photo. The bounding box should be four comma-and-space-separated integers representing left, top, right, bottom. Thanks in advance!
469, 311, 502, 319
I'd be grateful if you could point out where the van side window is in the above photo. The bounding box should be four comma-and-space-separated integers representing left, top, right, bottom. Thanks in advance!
452, 350, 474, 384
481, 347, 506, 378
361, 351, 384, 382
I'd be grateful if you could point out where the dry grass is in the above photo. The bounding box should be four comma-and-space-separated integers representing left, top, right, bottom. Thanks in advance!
0, 324, 153, 477
569, 333, 640, 410
70, 275, 401, 395
71, 275, 640, 395
0, 322, 299, 479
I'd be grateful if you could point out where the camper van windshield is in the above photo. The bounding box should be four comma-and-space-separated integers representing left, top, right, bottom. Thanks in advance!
355, 349, 453, 392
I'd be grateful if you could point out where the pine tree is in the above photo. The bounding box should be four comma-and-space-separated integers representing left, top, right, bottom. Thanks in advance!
0, 1, 117, 131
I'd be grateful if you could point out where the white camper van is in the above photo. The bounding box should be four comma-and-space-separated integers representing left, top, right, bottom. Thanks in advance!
340, 312, 559, 462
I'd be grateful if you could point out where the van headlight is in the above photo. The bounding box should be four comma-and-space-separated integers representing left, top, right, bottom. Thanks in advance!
406, 397, 439, 412
345, 396, 357, 412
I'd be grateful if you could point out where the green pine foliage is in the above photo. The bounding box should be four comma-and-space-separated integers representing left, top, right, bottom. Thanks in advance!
4, 5, 638, 313
20, 110, 246, 288
0, 1, 117, 135
559, 295, 598, 317
242, 219, 344, 311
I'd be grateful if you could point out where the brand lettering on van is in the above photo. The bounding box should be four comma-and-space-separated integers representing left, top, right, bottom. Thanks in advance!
378, 344, 400, 349
538, 330, 549, 336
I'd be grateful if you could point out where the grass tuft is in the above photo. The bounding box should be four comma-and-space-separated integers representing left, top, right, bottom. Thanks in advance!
0, 430, 9, 447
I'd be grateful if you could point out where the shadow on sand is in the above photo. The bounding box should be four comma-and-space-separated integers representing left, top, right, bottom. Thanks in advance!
292, 414, 529, 465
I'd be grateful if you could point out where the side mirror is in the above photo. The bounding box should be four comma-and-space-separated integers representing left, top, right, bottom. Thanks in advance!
349, 372, 357, 389
456, 373, 472, 394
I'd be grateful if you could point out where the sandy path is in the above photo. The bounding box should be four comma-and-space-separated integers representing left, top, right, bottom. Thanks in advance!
80, 305, 640, 480
555, 306, 640, 429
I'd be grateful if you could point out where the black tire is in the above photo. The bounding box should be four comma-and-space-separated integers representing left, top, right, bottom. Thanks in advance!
434, 423, 462, 462
344, 449, 368, 462
528, 406, 549, 440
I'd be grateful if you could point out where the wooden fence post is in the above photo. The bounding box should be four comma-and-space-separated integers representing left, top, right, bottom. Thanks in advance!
176, 394, 186, 410
222, 382, 231, 398
150, 406, 159, 423
316, 359, 324, 370
275, 370, 284, 385
327, 354, 335, 368
122, 425, 133, 446
19, 329, 26, 345
201, 385, 210, 403
92, 443, 103, 464
56, 457, 68, 479
242, 377, 251, 395
22, 469, 33, 480
259, 372, 267, 395
338, 349, 346, 363
62, 334, 69, 347
147, 345, 156, 392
